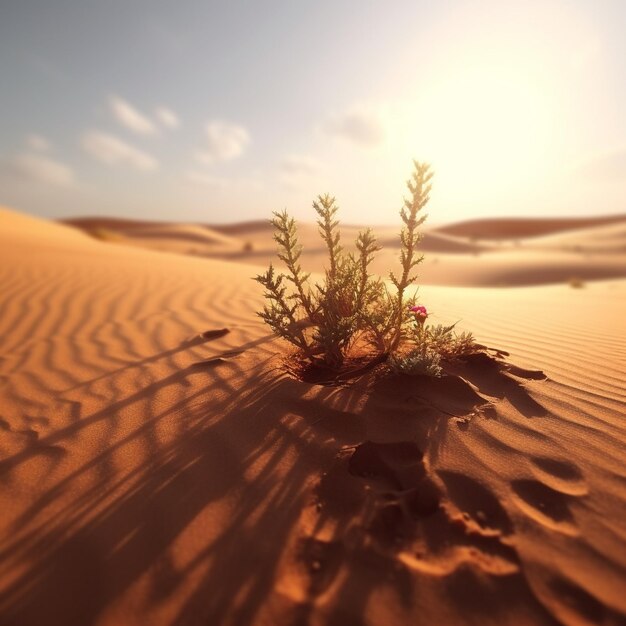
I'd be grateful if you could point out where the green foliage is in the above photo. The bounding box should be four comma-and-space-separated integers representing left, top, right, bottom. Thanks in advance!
388, 349, 443, 377
255, 263, 315, 359
391, 322, 478, 377
254, 160, 479, 376
255, 192, 388, 369
388, 162, 432, 350
419, 323, 476, 359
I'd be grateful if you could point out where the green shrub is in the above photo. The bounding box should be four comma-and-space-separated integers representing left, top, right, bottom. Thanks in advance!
388, 349, 443, 377
390, 319, 477, 376
254, 160, 478, 377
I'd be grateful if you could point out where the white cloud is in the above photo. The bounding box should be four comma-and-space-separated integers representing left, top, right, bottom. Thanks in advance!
155, 106, 180, 129
196, 120, 250, 164
26, 134, 50, 152
110, 96, 157, 135
280, 154, 320, 176
324, 107, 385, 147
81, 131, 158, 171
2, 152, 75, 187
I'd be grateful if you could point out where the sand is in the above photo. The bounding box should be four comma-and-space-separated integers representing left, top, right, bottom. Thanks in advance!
1, 205, 626, 626
64, 214, 626, 287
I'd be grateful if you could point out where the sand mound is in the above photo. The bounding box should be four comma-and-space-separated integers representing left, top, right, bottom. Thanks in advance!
63, 216, 242, 255
523, 220, 626, 254
3, 206, 93, 243
1, 208, 625, 626
211, 220, 275, 236
434, 214, 626, 240
63, 214, 626, 287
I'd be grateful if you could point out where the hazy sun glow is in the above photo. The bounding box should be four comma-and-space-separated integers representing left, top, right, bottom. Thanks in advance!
405, 68, 554, 191
0, 0, 624, 223
367, 0, 613, 222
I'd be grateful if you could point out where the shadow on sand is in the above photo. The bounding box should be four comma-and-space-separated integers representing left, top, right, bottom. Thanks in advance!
0, 338, 549, 626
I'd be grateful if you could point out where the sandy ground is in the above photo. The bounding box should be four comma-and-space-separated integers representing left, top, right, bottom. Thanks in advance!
1, 206, 625, 626
64, 214, 626, 287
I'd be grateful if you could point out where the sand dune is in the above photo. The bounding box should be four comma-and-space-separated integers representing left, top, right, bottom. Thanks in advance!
63, 216, 241, 256
1, 206, 626, 626
522, 220, 626, 254
433, 214, 626, 240
64, 218, 239, 247
64, 213, 626, 288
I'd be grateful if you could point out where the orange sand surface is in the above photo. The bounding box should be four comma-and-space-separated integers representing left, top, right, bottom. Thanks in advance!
65, 214, 626, 287
2, 206, 626, 626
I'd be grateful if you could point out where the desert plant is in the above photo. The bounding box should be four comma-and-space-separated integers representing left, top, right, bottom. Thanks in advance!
387, 162, 432, 350
255, 195, 385, 369
388, 349, 443, 377
254, 160, 478, 376
389, 307, 478, 376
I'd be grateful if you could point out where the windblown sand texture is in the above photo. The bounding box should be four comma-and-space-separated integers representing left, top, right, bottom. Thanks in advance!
2, 206, 626, 626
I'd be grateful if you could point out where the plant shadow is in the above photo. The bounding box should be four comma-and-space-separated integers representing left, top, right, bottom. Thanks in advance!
0, 340, 548, 626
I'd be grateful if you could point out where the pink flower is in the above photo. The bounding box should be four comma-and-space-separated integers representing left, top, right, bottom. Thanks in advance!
409, 304, 428, 321
409, 305, 428, 315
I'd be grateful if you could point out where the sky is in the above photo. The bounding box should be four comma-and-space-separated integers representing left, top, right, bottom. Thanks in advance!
0, 0, 625, 225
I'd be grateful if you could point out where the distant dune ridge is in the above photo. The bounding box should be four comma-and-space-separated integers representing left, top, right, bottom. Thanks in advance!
63, 213, 626, 287
433, 214, 626, 239
1, 205, 625, 625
